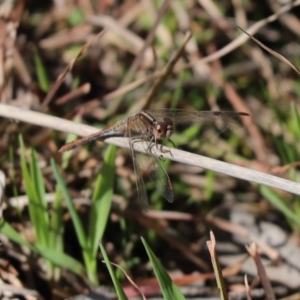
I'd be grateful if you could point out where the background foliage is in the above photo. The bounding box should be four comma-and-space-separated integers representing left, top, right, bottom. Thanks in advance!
0, 0, 300, 299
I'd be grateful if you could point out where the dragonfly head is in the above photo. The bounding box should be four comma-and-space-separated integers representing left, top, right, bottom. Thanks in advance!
153, 117, 174, 140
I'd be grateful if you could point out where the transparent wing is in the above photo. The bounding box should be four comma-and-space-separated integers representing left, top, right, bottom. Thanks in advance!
135, 150, 173, 203
129, 138, 150, 211
130, 137, 173, 210
146, 109, 249, 133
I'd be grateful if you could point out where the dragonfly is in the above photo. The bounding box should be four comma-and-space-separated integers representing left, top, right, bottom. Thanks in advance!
59, 109, 250, 210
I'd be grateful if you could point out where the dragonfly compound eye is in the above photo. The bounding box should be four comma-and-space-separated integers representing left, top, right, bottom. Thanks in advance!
163, 118, 174, 138
153, 123, 168, 139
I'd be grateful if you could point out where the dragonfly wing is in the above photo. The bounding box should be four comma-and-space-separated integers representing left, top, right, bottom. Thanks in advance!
135, 145, 173, 204
129, 140, 149, 211
146, 109, 249, 132
149, 155, 173, 203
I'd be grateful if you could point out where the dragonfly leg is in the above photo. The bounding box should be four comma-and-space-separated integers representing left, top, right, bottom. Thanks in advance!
148, 141, 158, 155
168, 139, 176, 148
146, 136, 154, 153
131, 135, 153, 154
158, 143, 172, 155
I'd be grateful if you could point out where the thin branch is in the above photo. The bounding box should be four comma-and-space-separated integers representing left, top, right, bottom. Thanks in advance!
140, 31, 192, 111
0, 103, 299, 197
41, 29, 105, 109
237, 26, 300, 75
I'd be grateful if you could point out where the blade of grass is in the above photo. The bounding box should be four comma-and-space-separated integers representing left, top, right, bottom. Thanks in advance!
19, 135, 49, 248
237, 26, 300, 76
291, 103, 300, 139
207, 231, 227, 300
246, 243, 276, 300
260, 185, 300, 227
29, 148, 54, 278
34, 49, 50, 92
0, 221, 85, 275
84, 145, 117, 284
49, 186, 63, 251
51, 159, 100, 284
0, 221, 37, 251
99, 243, 128, 300
8, 146, 19, 200
30, 148, 48, 221
273, 136, 296, 164
141, 237, 186, 300
88, 145, 117, 257
204, 170, 215, 200
49, 186, 64, 280
35, 245, 86, 276
51, 159, 87, 248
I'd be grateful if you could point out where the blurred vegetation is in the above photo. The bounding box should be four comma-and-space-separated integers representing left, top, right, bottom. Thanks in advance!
0, 0, 300, 299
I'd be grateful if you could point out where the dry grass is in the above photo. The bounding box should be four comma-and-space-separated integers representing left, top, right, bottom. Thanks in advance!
1, 0, 300, 299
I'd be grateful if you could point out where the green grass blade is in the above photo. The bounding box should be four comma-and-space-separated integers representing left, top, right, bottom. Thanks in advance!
141, 237, 186, 300
34, 49, 50, 92
51, 158, 99, 284
260, 185, 300, 226
19, 135, 49, 247
0, 221, 84, 275
291, 103, 300, 138
0, 221, 36, 251
88, 145, 117, 256
51, 159, 87, 248
204, 170, 215, 200
49, 186, 63, 251
52, 158, 105, 284
8, 146, 19, 200
99, 243, 128, 300
49, 186, 64, 280
29, 147, 50, 244
35, 245, 85, 276
30, 148, 47, 205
